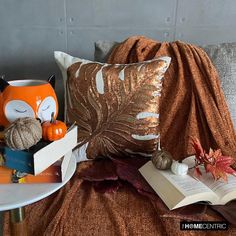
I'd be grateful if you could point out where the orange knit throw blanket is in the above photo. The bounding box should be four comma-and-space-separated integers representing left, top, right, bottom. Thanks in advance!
108, 36, 236, 161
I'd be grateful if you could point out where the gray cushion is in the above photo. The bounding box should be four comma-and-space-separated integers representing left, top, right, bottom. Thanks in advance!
202, 43, 236, 128
94, 40, 236, 129
94, 40, 118, 63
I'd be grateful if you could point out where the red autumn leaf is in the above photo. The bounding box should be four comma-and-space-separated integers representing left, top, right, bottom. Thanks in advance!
191, 137, 236, 182
214, 155, 236, 179
204, 148, 222, 172
206, 163, 228, 182
191, 137, 205, 161
206, 148, 222, 162
194, 166, 202, 178
205, 155, 236, 182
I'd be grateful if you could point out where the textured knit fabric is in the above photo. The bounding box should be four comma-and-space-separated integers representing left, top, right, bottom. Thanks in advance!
108, 36, 236, 162
95, 40, 236, 130
3, 163, 236, 236
202, 43, 236, 128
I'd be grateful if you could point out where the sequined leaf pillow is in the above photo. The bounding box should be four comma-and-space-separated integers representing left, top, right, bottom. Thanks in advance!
55, 51, 170, 160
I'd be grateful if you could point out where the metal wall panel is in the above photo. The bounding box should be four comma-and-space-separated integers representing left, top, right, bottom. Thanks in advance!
67, 28, 174, 60
0, 0, 65, 27
0, 0, 235, 121
176, 0, 236, 27
66, 0, 176, 28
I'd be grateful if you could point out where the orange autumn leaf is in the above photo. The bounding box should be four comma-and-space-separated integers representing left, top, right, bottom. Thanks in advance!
194, 166, 202, 178
191, 137, 236, 182
191, 137, 205, 161
205, 155, 236, 182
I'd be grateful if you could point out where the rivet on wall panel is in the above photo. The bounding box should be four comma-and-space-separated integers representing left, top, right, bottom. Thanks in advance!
70, 30, 74, 35
59, 18, 63, 23
166, 17, 171, 23
69, 17, 74, 23
164, 32, 170, 38
180, 17, 186, 23
58, 30, 64, 35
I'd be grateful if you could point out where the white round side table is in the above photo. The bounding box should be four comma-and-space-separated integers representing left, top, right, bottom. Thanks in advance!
0, 153, 77, 236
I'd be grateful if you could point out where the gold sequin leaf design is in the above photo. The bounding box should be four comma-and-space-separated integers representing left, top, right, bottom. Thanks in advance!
66, 58, 170, 159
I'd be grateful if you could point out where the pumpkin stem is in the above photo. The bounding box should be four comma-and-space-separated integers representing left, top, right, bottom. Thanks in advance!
50, 112, 55, 123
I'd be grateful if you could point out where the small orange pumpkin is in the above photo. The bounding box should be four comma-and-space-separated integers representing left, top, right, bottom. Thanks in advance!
42, 112, 67, 141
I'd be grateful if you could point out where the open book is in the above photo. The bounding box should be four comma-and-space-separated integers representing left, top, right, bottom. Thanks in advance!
139, 156, 236, 210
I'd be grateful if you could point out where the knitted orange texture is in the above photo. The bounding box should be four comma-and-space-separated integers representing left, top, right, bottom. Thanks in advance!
108, 36, 236, 161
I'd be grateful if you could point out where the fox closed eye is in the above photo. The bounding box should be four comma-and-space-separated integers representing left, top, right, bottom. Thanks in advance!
42, 105, 50, 111
37, 96, 56, 122
5, 100, 35, 123
14, 109, 27, 113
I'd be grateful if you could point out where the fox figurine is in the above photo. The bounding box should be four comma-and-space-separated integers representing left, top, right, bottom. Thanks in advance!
0, 75, 58, 127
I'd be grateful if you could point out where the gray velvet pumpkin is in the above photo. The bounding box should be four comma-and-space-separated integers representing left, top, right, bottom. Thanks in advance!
4, 117, 42, 150
151, 149, 173, 170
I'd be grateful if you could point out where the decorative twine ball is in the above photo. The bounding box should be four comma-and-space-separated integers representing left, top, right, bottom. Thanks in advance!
4, 117, 42, 150
151, 149, 173, 170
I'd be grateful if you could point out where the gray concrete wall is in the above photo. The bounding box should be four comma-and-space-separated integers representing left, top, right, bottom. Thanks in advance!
0, 0, 236, 118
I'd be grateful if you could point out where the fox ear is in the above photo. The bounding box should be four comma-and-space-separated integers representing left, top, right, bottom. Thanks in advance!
0, 75, 9, 92
47, 75, 55, 89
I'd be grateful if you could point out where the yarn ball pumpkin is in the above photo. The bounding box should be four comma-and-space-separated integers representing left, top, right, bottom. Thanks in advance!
151, 149, 173, 170
4, 117, 42, 150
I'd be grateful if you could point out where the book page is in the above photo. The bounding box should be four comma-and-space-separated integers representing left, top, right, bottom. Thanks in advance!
197, 172, 236, 199
139, 161, 218, 209
184, 156, 236, 204
161, 170, 214, 196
